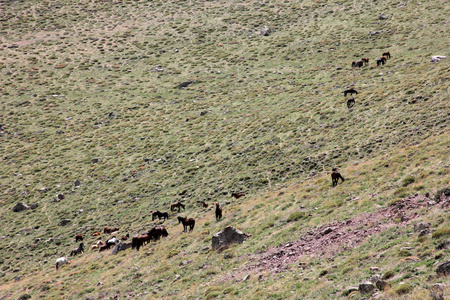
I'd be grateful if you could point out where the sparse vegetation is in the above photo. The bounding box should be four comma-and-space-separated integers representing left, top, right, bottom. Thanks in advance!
0, 0, 449, 299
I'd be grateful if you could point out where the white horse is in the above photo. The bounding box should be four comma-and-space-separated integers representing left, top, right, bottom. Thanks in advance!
55, 257, 69, 270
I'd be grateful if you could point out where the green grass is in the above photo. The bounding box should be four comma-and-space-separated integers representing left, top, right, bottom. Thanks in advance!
0, 0, 449, 299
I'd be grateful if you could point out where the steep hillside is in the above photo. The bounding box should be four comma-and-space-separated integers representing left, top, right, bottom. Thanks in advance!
0, 0, 449, 299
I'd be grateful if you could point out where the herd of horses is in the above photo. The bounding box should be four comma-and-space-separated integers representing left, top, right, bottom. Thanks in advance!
56, 198, 227, 268
346, 52, 391, 108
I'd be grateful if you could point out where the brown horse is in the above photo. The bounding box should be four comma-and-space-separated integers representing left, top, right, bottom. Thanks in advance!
152, 210, 169, 221
170, 201, 185, 212
75, 234, 83, 242
177, 217, 195, 232
352, 60, 363, 68
361, 57, 369, 65
215, 203, 223, 221
92, 232, 101, 237
131, 234, 151, 251
148, 225, 169, 240
231, 192, 245, 199
104, 227, 119, 234
382, 52, 391, 59
331, 168, 345, 186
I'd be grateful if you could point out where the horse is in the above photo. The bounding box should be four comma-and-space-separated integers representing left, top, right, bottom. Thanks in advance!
75, 234, 83, 242
343, 89, 358, 97
148, 226, 169, 240
132, 234, 150, 251
376, 57, 386, 66
99, 242, 112, 252
91, 240, 103, 250
55, 257, 69, 270
203, 201, 208, 208
92, 232, 101, 237
121, 234, 130, 241
107, 237, 118, 246
152, 210, 169, 221
361, 58, 369, 65
170, 201, 185, 212
331, 168, 345, 186
347, 97, 355, 109
69, 243, 84, 256
177, 217, 195, 232
382, 52, 391, 59
215, 203, 223, 221
352, 60, 363, 68
231, 192, 245, 199
104, 227, 119, 234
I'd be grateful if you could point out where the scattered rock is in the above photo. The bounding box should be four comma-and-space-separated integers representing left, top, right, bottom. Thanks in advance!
12, 202, 30, 212
57, 193, 65, 201
369, 274, 381, 284
30, 203, 39, 209
418, 228, 430, 237
242, 274, 250, 281
379, 13, 388, 20
414, 222, 430, 232
370, 266, 380, 272
177, 81, 194, 89
212, 226, 250, 251
375, 280, 391, 291
359, 281, 375, 295
74, 179, 81, 187
436, 260, 450, 277
112, 242, 132, 255
92, 158, 100, 164
321, 227, 333, 235
58, 219, 71, 226
260, 26, 272, 36
434, 187, 450, 202
17, 294, 31, 300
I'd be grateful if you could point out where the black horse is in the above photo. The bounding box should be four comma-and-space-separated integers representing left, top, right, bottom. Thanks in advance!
152, 210, 169, 221
70, 243, 84, 256
215, 203, 223, 221
331, 168, 345, 186
170, 201, 185, 212
344, 89, 358, 97
347, 97, 355, 108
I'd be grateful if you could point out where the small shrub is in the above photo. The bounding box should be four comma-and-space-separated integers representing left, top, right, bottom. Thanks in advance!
382, 270, 395, 280
223, 287, 236, 294
432, 228, 450, 239
402, 176, 415, 187
398, 249, 412, 257
434, 187, 450, 203
393, 283, 413, 295
394, 187, 409, 198
167, 249, 179, 258
206, 291, 221, 299
287, 211, 306, 222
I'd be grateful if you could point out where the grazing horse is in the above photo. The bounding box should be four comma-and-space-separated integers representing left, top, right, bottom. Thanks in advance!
376, 57, 387, 66
131, 234, 150, 251
177, 216, 195, 232
121, 234, 130, 241
231, 192, 245, 199
92, 232, 101, 237
215, 203, 223, 221
343, 89, 358, 97
382, 52, 391, 59
75, 234, 83, 242
203, 201, 208, 208
361, 58, 369, 66
148, 225, 169, 240
70, 243, 84, 256
347, 97, 355, 109
170, 201, 185, 212
104, 227, 119, 234
55, 257, 69, 270
352, 60, 363, 68
331, 168, 345, 186
152, 210, 169, 221
91, 240, 103, 250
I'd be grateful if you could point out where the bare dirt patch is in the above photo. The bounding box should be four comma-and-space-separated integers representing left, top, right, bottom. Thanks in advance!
237, 194, 449, 276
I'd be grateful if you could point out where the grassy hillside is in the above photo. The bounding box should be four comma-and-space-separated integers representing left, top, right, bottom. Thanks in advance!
0, 0, 449, 299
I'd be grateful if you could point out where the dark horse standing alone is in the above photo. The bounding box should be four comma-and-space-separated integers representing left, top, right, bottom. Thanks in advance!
331, 168, 345, 186
177, 216, 195, 232
152, 210, 169, 221
343, 89, 358, 97
215, 203, 222, 221
170, 201, 185, 212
